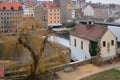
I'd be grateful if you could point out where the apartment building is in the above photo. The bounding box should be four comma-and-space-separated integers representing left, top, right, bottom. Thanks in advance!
34, 1, 61, 27
54, 0, 72, 23
0, 2, 23, 35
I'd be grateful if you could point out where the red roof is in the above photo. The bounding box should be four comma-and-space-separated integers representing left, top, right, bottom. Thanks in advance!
0, 2, 22, 10
24, 1, 36, 8
70, 23, 108, 42
42, 1, 60, 8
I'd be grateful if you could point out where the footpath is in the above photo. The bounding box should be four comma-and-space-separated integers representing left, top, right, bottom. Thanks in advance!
56, 62, 120, 80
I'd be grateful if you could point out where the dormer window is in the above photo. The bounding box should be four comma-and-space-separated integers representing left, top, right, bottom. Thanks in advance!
11, 7, 14, 10
19, 7, 22, 10
3, 7, 6, 10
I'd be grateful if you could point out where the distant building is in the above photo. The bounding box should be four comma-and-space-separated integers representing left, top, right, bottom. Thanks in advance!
83, 5, 94, 17
83, 4, 109, 19
94, 8, 109, 19
70, 21, 117, 61
0, 2, 23, 35
34, 1, 61, 27
34, 4, 43, 22
54, 0, 72, 23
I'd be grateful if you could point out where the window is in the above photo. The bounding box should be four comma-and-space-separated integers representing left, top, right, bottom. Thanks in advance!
58, 17, 59, 19
19, 7, 22, 10
54, 17, 56, 19
50, 9, 52, 12
103, 41, 106, 47
74, 39, 76, 47
54, 21, 56, 23
81, 41, 83, 49
111, 40, 114, 46
11, 7, 14, 10
57, 21, 59, 23
3, 7, 6, 10
107, 42, 110, 52
50, 21, 52, 23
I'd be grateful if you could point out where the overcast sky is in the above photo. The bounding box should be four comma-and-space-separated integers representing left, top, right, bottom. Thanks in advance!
86, 0, 120, 4
37, 0, 120, 4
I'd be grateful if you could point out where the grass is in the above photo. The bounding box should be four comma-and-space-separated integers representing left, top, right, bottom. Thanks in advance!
82, 69, 120, 80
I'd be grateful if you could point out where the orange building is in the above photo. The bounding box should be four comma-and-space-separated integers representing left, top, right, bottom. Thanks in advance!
42, 1, 62, 27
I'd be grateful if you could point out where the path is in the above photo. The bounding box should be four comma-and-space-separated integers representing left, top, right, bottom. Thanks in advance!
56, 62, 120, 80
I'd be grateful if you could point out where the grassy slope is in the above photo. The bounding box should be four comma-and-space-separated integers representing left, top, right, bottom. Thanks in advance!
82, 69, 120, 80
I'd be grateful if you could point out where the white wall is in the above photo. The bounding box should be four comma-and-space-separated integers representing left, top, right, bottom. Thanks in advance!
100, 30, 116, 58
70, 35, 91, 61
83, 5, 94, 17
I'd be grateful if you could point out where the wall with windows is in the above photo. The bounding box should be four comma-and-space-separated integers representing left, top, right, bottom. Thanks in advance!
70, 35, 91, 61
100, 30, 117, 58
0, 10, 23, 34
47, 8, 60, 25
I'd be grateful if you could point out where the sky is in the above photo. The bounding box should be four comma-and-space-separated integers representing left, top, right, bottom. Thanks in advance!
37, 0, 120, 4
86, 0, 120, 4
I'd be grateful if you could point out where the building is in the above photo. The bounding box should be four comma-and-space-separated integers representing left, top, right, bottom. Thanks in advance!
54, 0, 72, 23
94, 8, 109, 19
83, 4, 109, 19
34, 4, 43, 22
34, 1, 61, 27
83, 5, 94, 17
0, 2, 23, 35
70, 21, 117, 61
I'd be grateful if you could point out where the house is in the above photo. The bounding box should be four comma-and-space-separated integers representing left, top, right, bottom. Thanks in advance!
0, 2, 23, 35
83, 5, 94, 17
70, 21, 117, 61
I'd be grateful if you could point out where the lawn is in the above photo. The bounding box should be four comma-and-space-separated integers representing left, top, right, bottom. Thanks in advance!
81, 69, 120, 80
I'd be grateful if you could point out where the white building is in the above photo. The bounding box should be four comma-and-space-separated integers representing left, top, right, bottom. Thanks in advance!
23, 5, 34, 17
83, 5, 94, 17
70, 22, 117, 61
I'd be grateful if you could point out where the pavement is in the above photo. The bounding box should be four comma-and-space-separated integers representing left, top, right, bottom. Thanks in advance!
56, 62, 120, 80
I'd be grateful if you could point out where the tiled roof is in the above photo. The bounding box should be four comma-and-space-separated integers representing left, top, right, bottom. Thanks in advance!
0, 2, 22, 10
70, 23, 108, 42
24, 1, 36, 8
42, 1, 60, 8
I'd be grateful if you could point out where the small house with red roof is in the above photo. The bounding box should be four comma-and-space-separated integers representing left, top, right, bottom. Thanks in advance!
70, 21, 117, 61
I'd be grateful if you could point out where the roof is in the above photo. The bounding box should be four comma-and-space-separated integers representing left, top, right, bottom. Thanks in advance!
0, 2, 22, 10
70, 23, 108, 42
24, 1, 36, 8
42, 1, 60, 8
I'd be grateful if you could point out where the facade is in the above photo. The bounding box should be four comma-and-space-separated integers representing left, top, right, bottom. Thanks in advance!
34, 4, 43, 22
35, 1, 61, 27
94, 8, 109, 19
47, 7, 61, 27
83, 5, 94, 17
70, 22, 117, 61
0, 2, 23, 35
54, 0, 72, 23
23, 6, 34, 17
